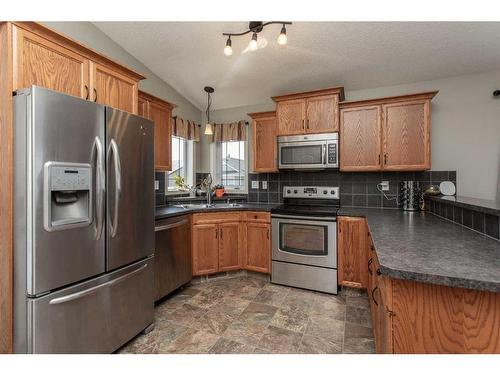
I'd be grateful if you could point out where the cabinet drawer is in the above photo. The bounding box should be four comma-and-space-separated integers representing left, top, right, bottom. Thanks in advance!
245, 211, 271, 223
192, 212, 242, 224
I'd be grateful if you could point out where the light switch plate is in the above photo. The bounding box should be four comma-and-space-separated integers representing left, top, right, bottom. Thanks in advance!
251, 181, 259, 189
380, 180, 389, 191
261, 181, 268, 190
154, 180, 159, 190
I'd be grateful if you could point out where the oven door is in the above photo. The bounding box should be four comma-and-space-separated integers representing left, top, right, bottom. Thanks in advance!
278, 141, 326, 169
272, 214, 337, 268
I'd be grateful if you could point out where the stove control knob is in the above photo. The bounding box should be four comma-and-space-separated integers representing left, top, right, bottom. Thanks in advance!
286, 189, 291, 194
323, 190, 328, 195
293, 190, 298, 194
330, 190, 335, 195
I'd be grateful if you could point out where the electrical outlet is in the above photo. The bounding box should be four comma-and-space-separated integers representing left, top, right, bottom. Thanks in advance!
261, 181, 268, 190
380, 180, 389, 191
154, 180, 159, 190
251, 181, 259, 189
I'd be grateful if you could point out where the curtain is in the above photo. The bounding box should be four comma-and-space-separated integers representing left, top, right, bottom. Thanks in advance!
173, 117, 200, 142
210, 121, 247, 143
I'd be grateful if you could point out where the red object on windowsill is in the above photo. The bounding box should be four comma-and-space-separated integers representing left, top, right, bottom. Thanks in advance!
214, 188, 225, 198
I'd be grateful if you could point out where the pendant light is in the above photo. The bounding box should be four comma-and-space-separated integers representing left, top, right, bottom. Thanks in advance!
224, 36, 233, 56
204, 86, 214, 135
248, 32, 258, 51
277, 24, 287, 45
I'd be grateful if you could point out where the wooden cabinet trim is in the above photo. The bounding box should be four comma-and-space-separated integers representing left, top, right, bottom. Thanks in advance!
339, 91, 438, 108
272, 86, 345, 102
276, 98, 306, 136
337, 217, 368, 288
12, 22, 145, 81
138, 90, 177, 110
249, 111, 278, 173
245, 211, 271, 223
192, 212, 243, 224
305, 94, 340, 133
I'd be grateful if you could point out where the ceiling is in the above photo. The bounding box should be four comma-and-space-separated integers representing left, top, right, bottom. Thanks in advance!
93, 22, 500, 110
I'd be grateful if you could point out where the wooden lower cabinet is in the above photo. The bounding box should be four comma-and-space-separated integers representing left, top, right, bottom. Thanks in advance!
218, 222, 241, 272
245, 222, 271, 274
338, 217, 368, 288
367, 248, 500, 354
192, 223, 219, 276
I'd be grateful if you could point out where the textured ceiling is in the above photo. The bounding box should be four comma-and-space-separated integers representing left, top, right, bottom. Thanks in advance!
93, 22, 500, 110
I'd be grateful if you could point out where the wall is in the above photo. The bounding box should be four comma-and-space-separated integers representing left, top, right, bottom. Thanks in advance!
43, 22, 202, 121
201, 70, 500, 201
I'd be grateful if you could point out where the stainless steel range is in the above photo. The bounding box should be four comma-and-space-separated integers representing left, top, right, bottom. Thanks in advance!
271, 186, 340, 294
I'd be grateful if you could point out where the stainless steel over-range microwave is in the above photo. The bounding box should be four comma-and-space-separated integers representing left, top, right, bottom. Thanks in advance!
277, 132, 339, 170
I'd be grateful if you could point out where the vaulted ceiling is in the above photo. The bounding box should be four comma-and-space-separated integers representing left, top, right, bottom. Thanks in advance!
93, 22, 500, 110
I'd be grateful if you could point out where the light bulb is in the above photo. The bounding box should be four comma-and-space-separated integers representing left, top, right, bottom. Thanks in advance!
249, 32, 258, 51
224, 45, 233, 56
278, 25, 287, 45
224, 37, 232, 56
204, 123, 213, 135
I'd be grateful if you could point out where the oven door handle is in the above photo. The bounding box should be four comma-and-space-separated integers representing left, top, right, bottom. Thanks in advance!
271, 214, 337, 222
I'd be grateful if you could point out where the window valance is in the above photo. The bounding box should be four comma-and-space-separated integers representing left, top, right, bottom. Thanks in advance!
173, 117, 200, 142
210, 121, 247, 143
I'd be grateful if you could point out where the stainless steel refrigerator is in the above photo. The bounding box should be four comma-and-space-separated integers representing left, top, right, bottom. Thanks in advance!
13, 86, 155, 353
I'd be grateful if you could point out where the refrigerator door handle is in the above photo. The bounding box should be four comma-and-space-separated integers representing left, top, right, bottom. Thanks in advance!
48, 263, 148, 305
91, 137, 105, 240
108, 139, 122, 238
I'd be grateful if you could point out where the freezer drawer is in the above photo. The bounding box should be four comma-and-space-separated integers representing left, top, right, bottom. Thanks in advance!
26, 257, 153, 353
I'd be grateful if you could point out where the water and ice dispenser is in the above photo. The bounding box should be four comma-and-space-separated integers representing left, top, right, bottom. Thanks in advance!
43, 162, 92, 231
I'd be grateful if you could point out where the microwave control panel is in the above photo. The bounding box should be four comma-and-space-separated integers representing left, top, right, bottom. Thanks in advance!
327, 143, 337, 164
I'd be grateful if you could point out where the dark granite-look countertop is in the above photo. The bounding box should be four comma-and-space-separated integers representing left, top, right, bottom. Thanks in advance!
425, 195, 500, 215
339, 207, 500, 293
155, 203, 279, 221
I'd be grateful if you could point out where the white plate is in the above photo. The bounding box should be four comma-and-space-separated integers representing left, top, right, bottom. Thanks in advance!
439, 181, 456, 196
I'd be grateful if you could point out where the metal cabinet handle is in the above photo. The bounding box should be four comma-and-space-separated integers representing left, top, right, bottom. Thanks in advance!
370, 245, 375, 251
90, 137, 105, 240
306, 119, 310, 129
84, 85, 89, 100
215, 228, 218, 238
372, 286, 379, 306
49, 264, 148, 305
376, 268, 381, 276
368, 258, 373, 275
302, 119, 305, 132
220, 228, 223, 239
378, 154, 381, 165
108, 139, 121, 238
267, 228, 270, 239
93, 88, 98, 102
384, 154, 388, 164
155, 219, 188, 232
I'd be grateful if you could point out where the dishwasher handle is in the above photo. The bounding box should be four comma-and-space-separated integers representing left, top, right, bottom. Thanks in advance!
155, 218, 189, 232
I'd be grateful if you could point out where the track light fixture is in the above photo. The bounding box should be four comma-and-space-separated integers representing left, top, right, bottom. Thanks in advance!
222, 21, 292, 55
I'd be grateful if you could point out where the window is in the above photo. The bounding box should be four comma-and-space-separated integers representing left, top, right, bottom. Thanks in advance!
219, 141, 246, 191
168, 136, 191, 191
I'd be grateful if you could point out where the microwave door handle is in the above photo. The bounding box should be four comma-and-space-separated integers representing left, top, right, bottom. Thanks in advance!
322, 144, 326, 165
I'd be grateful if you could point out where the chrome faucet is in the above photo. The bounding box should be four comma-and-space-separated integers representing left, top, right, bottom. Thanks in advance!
205, 173, 213, 207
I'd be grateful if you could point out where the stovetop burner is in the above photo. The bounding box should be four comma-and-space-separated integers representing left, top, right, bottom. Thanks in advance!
271, 186, 340, 217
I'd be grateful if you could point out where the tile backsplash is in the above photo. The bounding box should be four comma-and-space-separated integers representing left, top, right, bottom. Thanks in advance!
248, 170, 457, 208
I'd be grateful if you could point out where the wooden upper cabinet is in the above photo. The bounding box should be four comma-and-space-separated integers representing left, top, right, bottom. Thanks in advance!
338, 217, 368, 288
276, 98, 305, 136
272, 87, 344, 136
248, 111, 278, 173
340, 91, 437, 172
218, 222, 241, 272
382, 100, 430, 170
192, 224, 219, 276
12, 25, 89, 98
91, 62, 138, 114
305, 94, 339, 133
138, 90, 176, 171
340, 105, 382, 171
245, 222, 271, 274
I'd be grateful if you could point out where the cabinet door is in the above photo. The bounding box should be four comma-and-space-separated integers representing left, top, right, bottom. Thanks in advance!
382, 100, 430, 170
276, 99, 306, 136
340, 106, 382, 171
192, 224, 219, 276
306, 94, 339, 133
90, 61, 138, 114
13, 26, 90, 98
245, 223, 271, 274
338, 217, 368, 288
252, 115, 278, 172
149, 100, 172, 171
218, 222, 241, 272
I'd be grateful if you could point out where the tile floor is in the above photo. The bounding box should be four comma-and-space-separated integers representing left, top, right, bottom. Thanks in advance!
117, 276, 375, 354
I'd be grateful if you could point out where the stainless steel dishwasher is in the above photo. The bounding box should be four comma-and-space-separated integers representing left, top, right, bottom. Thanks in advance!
154, 215, 192, 302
